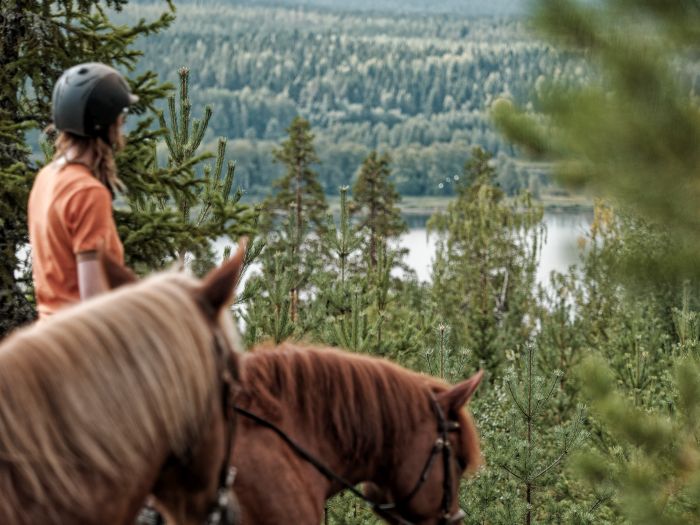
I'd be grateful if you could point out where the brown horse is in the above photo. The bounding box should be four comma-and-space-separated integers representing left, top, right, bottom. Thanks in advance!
232, 343, 483, 525
0, 244, 246, 525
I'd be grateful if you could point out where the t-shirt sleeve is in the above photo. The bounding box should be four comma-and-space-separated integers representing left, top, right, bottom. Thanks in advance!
64, 185, 121, 256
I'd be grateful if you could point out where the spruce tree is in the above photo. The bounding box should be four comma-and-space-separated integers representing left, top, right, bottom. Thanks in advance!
350, 151, 406, 270
0, 0, 175, 335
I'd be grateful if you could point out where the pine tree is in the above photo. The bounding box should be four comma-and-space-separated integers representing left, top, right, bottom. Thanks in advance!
577, 350, 700, 525
268, 116, 328, 234
493, 0, 700, 281
350, 151, 406, 270
0, 0, 175, 335
428, 146, 544, 373
366, 241, 396, 355
463, 344, 591, 524
323, 187, 363, 287
313, 187, 372, 351
491, 0, 700, 521
424, 323, 469, 382
330, 288, 373, 353
242, 250, 297, 346
145, 67, 257, 275
264, 116, 328, 322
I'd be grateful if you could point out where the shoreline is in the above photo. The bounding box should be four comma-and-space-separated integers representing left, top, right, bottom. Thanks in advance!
322, 194, 595, 216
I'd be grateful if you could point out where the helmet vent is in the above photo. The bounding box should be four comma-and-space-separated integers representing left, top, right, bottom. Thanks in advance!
78, 67, 89, 75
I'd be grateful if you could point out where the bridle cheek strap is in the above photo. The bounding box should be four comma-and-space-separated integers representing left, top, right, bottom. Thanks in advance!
387, 394, 465, 525
204, 330, 239, 525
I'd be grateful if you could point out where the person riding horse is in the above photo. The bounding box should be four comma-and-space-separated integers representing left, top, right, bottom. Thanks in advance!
28, 63, 164, 524
29, 62, 135, 318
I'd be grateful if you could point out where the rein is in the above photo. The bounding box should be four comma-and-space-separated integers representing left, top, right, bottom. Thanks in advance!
234, 393, 465, 525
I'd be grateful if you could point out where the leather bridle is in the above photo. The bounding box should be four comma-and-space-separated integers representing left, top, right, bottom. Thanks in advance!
373, 393, 466, 525
234, 391, 467, 525
203, 329, 239, 525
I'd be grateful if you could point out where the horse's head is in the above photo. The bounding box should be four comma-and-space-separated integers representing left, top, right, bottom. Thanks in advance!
368, 371, 483, 525
100, 241, 247, 525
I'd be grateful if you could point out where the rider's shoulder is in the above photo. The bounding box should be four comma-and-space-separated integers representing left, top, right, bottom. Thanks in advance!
47, 160, 105, 195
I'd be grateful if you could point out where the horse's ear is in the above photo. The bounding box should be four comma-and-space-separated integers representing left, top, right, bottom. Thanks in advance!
99, 249, 138, 289
198, 238, 247, 318
437, 370, 484, 411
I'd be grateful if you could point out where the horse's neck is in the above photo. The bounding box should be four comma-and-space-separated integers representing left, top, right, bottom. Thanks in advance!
306, 412, 386, 486
292, 361, 419, 487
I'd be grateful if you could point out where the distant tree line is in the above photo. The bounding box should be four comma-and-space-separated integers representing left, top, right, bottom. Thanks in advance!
137, 0, 528, 17
116, 3, 582, 196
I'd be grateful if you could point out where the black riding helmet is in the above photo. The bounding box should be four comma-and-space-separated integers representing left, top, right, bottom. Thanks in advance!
52, 63, 138, 143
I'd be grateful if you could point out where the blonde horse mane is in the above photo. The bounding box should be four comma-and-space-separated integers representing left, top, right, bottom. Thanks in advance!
241, 343, 481, 473
0, 271, 223, 521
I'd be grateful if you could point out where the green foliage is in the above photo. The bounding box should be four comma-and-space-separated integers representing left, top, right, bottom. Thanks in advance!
325, 187, 364, 285
114, 3, 582, 197
464, 344, 591, 524
489, 1, 700, 522
329, 288, 373, 353
268, 116, 328, 234
424, 324, 469, 382
429, 146, 544, 373
130, 67, 257, 275
258, 116, 329, 325
314, 187, 372, 351
0, 0, 175, 335
242, 249, 298, 346
494, 0, 700, 280
325, 492, 380, 525
576, 352, 700, 525
350, 151, 406, 270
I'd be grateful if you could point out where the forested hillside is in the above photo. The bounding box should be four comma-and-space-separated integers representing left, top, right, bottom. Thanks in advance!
117, 3, 586, 196
162, 0, 528, 16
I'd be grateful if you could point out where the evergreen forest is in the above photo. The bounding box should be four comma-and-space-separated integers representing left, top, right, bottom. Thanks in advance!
115, 1, 585, 197
3, 0, 700, 524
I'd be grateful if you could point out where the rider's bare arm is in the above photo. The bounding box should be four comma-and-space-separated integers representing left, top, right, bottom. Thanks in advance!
77, 251, 110, 301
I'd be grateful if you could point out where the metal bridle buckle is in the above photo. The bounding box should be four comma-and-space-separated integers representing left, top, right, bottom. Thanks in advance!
205, 467, 238, 525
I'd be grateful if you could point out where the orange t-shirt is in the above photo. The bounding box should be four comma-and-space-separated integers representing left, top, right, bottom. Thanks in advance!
28, 161, 124, 317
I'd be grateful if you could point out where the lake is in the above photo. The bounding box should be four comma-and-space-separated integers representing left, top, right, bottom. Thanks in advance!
223, 210, 592, 287
396, 211, 591, 285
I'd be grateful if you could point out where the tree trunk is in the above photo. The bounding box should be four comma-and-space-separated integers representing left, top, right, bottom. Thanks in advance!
0, 0, 38, 336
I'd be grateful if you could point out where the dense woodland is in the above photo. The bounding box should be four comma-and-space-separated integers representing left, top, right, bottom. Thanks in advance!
4, 0, 700, 524
115, 3, 586, 197
180, 0, 528, 16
